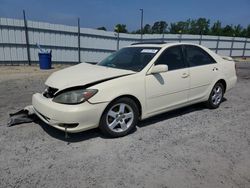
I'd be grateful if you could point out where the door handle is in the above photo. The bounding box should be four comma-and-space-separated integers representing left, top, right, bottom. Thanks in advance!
213, 67, 219, 71
181, 73, 189, 78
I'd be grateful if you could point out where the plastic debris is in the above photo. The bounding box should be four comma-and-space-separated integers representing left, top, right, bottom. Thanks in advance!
36, 43, 52, 54
7, 106, 36, 127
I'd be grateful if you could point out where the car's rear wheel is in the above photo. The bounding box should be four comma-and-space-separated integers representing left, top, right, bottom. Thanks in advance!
99, 97, 139, 137
206, 82, 224, 109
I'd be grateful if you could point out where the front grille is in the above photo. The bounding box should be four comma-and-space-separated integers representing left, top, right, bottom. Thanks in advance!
43, 87, 58, 98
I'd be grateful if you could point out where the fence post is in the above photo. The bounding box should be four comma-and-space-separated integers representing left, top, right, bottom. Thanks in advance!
23, 10, 31, 65
179, 34, 182, 42
230, 36, 235, 57
199, 35, 202, 45
116, 32, 120, 50
215, 36, 220, 53
242, 38, 247, 57
77, 18, 81, 63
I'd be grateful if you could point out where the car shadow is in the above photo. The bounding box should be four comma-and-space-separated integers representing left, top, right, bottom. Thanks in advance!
139, 98, 227, 128
35, 118, 138, 143
34, 98, 227, 143
139, 103, 204, 128
35, 119, 103, 143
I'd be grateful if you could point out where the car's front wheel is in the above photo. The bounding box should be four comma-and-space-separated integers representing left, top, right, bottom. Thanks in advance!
206, 82, 224, 109
99, 97, 139, 137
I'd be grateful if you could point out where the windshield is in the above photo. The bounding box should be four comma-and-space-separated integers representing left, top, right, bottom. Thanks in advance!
98, 47, 160, 72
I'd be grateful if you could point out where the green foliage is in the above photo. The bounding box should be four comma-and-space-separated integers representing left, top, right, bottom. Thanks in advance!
169, 20, 190, 34
143, 24, 151, 34
133, 24, 152, 34
190, 18, 210, 35
97, 26, 107, 31
241, 25, 250, 37
233, 24, 243, 37
151, 21, 168, 34
222, 25, 235, 36
210, 21, 222, 36
114, 24, 128, 33
128, 18, 250, 38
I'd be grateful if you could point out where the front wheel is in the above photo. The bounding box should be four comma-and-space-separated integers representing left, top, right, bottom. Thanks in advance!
99, 97, 139, 137
206, 82, 224, 109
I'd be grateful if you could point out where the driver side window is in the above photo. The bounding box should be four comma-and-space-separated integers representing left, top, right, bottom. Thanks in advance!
155, 46, 186, 71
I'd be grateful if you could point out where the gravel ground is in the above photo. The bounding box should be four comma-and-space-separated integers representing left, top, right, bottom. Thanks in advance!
0, 63, 249, 188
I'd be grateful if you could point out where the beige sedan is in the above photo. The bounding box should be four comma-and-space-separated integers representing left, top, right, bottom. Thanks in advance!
32, 42, 237, 137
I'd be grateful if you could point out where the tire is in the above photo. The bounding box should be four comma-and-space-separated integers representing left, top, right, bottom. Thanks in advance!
206, 82, 225, 109
99, 97, 139, 137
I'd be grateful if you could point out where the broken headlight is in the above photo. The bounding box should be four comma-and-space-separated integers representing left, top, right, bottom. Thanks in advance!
53, 89, 98, 104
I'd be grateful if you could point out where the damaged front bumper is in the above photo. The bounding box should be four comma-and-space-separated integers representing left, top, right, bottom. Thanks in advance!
32, 93, 108, 133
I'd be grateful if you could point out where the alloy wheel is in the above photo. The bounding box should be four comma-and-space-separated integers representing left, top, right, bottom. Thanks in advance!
211, 85, 223, 105
106, 103, 134, 133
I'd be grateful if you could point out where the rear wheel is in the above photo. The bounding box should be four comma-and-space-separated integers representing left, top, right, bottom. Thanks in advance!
206, 82, 224, 109
99, 97, 139, 137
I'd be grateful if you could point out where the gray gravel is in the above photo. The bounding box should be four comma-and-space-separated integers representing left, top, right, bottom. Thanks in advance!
0, 63, 250, 188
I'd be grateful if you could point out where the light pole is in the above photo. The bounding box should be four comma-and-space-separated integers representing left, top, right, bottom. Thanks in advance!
140, 9, 143, 41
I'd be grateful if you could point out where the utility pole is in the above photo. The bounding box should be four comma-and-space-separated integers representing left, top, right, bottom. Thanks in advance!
140, 9, 143, 41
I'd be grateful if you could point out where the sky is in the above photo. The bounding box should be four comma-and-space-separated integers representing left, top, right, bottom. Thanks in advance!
0, 0, 250, 31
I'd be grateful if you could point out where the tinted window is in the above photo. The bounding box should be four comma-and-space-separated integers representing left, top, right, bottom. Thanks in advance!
155, 46, 186, 71
98, 47, 160, 72
184, 45, 216, 67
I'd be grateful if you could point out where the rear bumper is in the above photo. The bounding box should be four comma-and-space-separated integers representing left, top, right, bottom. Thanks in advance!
226, 76, 237, 92
32, 93, 108, 133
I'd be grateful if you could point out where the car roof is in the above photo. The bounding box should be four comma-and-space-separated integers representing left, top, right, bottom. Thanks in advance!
128, 42, 202, 49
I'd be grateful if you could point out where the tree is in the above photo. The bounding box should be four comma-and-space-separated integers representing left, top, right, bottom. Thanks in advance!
129, 18, 249, 38
151, 21, 168, 34
143, 24, 151, 34
97, 26, 107, 31
246, 24, 250, 38
210, 21, 222, 36
233, 24, 243, 37
114, 24, 128, 33
197, 18, 210, 34
169, 20, 190, 34
241, 24, 250, 38
189, 18, 210, 35
222, 25, 234, 36
241, 28, 247, 37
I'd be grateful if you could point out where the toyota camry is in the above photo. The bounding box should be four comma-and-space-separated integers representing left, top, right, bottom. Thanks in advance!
32, 42, 237, 137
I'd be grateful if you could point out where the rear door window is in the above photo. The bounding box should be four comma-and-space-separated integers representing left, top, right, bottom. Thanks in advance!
184, 45, 216, 67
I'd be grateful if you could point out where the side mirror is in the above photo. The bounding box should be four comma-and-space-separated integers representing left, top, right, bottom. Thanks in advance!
150, 64, 168, 74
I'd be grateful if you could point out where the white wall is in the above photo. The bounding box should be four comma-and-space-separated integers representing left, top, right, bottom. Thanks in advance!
0, 17, 249, 64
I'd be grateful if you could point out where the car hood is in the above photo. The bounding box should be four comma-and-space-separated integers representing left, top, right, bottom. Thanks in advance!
45, 63, 135, 90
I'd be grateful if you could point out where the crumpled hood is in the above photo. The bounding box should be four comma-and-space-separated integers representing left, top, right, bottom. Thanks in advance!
45, 63, 135, 90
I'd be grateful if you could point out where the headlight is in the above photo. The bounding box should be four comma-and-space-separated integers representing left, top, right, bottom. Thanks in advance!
53, 89, 98, 104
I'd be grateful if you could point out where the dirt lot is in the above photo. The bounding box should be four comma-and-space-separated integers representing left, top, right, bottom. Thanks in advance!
0, 63, 250, 188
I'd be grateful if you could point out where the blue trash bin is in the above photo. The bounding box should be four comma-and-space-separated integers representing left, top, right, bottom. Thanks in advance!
38, 52, 52, 69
